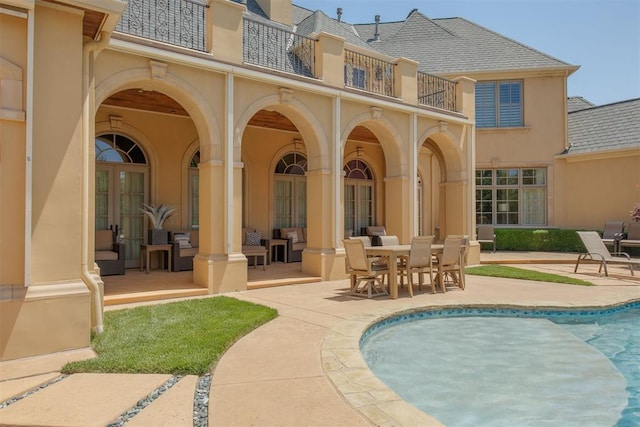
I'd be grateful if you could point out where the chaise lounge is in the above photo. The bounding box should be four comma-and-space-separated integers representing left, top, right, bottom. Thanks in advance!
575, 231, 640, 276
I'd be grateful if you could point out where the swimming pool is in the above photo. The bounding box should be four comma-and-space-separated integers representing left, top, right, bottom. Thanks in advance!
360, 302, 640, 426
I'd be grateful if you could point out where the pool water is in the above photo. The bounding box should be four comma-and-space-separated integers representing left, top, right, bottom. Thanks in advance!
361, 305, 640, 426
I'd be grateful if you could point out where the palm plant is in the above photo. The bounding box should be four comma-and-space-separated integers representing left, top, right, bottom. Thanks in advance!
141, 203, 176, 230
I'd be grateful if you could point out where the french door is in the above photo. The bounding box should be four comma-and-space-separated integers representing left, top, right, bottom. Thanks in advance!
274, 176, 306, 228
96, 164, 148, 268
344, 180, 374, 236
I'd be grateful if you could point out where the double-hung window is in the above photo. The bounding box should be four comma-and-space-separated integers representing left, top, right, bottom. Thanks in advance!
476, 80, 523, 128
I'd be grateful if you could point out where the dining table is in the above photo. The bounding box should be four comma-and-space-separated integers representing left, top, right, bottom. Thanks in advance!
365, 244, 444, 299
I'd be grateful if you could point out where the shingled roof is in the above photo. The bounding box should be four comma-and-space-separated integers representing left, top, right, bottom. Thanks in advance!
351, 10, 577, 75
566, 98, 640, 155
568, 96, 596, 113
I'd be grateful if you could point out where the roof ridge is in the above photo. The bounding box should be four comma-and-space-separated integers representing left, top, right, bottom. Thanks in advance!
569, 97, 640, 114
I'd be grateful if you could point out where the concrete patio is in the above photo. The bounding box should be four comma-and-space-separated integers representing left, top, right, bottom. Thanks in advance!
1, 253, 639, 426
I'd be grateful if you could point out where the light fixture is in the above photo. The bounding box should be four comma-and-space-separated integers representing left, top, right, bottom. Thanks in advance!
356, 146, 363, 158
293, 138, 302, 151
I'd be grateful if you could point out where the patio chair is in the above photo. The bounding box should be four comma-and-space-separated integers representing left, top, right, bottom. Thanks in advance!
95, 229, 125, 276
432, 235, 466, 292
343, 238, 389, 298
398, 236, 435, 295
619, 222, 640, 253
601, 221, 625, 251
477, 224, 496, 252
575, 231, 640, 277
379, 235, 400, 246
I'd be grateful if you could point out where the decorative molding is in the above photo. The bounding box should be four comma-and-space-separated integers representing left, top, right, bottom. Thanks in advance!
438, 120, 448, 133
279, 87, 294, 104
109, 115, 123, 130
149, 60, 168, 80
370, 106, 383, 120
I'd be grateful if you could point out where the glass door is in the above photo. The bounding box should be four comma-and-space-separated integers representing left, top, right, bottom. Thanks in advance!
96, 164, 148, 268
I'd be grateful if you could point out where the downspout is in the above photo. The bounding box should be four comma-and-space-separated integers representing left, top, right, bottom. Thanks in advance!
81, 32, 110, 334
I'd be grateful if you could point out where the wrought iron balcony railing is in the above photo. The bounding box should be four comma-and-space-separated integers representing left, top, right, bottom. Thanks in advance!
344, 50, 395, 97
418, 72, 457, 111
115, 0, 208, 52
243, 18, 316, 78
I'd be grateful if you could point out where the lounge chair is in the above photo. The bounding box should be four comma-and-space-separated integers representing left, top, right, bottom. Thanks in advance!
619, 222, 640, 253
477, 224, 496, 252
601, 221, 625, 251
574, 231, 640, 276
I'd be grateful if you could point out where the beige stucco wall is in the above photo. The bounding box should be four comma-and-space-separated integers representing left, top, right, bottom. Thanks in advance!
0, 12, 27, 286
556, 151, 640, 230
1, 2, 91, 361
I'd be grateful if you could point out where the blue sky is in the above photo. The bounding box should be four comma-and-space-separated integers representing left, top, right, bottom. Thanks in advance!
293, 0, 640, 106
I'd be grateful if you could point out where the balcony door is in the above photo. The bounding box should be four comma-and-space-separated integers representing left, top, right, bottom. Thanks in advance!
95, 134, 149, 268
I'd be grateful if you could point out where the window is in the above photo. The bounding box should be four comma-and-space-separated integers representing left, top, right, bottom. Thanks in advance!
344, 159, 374, 235
344, 65, 366, 90
274, 153, 307, 228
475, 80, 523, 128
475, 168, 546, 225
189, 150, 200, 229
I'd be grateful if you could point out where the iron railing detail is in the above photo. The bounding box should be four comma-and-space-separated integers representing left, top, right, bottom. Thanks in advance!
243, 18, 316, 78
344, 50, 395, 97
418, 71, 457, 111
115, 0, 208, 52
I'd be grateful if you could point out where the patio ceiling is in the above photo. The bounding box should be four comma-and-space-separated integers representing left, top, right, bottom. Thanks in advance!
102, 89, 379, 143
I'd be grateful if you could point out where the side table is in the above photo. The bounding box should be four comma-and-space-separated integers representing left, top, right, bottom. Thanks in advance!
140, 243, 172, 273
269, 238, 288, 263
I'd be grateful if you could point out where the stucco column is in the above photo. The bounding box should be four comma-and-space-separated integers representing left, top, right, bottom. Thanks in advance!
193, 160, 247, 293
303, 168, 344, 280
385, 175, 411, 243
207, 0, 244, 63
315, 32, 345, 88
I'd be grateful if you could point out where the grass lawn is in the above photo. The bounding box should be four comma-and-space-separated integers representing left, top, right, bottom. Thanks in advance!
62, 296, 277, 376
465, 265, 594, 286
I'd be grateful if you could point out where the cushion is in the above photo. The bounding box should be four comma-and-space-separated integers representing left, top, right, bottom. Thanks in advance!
95, 230, 114, 251
178, 247, 198, 257
95, 250, 118, 261
173, 232, 192, 249
292, 242, 306, 251
287, 230, 299, 244
280, 227, 305, 243
190, 230, 199, 248
245, 231, 262, 246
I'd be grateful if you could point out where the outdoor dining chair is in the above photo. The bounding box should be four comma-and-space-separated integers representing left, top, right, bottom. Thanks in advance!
342, 238, 389, 298
398, 236, 435, 295
432, 235, 467, 292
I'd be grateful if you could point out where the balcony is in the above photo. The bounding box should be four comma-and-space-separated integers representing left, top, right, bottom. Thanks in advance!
418, 71, 457, 111
242, 18, 316, 78
115, 0, 208, 52
344, 49, 395, 97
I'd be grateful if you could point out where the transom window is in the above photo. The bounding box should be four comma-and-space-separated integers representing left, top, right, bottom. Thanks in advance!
476, 80, 523, 128
96, 134, 147, 164
476, 168, 546, 226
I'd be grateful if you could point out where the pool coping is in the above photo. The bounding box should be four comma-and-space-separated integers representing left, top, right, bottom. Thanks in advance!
321, 299, 640, 427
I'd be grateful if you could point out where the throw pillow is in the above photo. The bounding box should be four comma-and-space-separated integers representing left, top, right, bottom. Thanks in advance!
245, 231, 261, 246
173, 232, 192, 249
287, 230, 299, 244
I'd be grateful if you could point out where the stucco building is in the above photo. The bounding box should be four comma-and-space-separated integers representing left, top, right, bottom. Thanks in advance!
1, 0, 638, 361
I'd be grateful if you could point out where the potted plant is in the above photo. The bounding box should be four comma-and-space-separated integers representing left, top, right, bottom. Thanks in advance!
141, 203, 176, 244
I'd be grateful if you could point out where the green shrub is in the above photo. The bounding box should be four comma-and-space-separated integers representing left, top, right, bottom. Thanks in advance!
487, 228, 587, 252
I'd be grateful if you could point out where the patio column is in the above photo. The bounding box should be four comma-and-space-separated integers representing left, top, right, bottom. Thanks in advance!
385, 175, 411, 243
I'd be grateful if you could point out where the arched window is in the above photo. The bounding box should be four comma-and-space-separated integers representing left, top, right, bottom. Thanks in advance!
95, 133, 147, 164
189, 150, 200, 229
343, 159, 374, 236
274, 153, 307, 228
